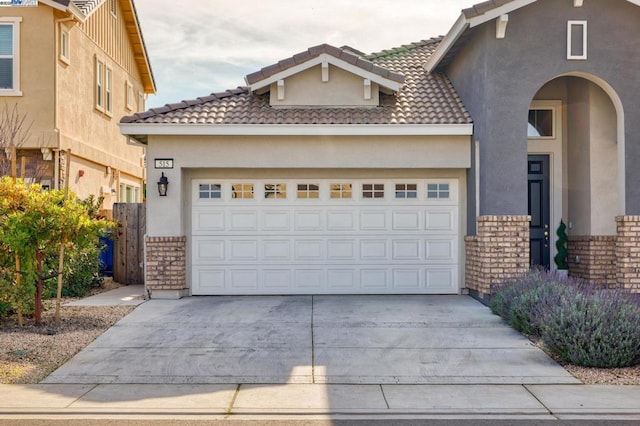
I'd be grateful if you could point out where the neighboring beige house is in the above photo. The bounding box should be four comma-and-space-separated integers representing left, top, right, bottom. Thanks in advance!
0, 0, 155, 211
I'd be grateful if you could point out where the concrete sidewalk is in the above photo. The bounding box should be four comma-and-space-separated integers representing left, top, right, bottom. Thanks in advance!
0, 383, 639, 420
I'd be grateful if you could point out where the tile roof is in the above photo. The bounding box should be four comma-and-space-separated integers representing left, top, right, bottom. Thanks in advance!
462, 0, 515, 19
121, 37, 471, 126
245, 44, 405, 87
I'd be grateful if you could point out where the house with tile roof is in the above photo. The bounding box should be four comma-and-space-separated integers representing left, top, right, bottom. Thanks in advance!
121, 0, 640, 300
0, 0, 155, 210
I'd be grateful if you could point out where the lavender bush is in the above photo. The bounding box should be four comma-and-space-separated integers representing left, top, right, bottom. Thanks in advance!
490, 270, 640, 368
536, 288, 640, 367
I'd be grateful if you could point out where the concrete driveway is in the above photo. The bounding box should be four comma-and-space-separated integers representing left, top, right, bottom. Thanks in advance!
43, 295, 578, 385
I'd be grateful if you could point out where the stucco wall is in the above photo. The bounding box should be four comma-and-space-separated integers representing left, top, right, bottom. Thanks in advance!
445, 0, 640, 221
0, 6, 57, 148
269, 64, 380, 107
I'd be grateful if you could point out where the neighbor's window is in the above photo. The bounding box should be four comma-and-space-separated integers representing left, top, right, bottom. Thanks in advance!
297, 183, 319, 199
264, 183, 287, 199
528, 109, 553, 138
199, 183, 222, 199
105, 67, 113, 114
119, 183, 139, 203
59, 24, 70, 64
0, 18, 21, 94
232, 183, 254, 199
395, 183, 417, 199
363, 183, 384, 199
330, 183, 352, 199
95, 59, 105, 111
427, 183, 450, 200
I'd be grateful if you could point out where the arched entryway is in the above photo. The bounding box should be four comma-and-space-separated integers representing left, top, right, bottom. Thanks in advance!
527, 73, 624, 284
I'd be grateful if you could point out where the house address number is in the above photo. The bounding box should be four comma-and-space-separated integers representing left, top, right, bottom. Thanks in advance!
154, 158, 174, 169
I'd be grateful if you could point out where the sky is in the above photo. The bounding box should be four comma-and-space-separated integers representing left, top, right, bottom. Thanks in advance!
134, 0, 480, 108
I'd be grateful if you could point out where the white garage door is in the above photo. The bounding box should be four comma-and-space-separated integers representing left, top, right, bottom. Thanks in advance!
191, 178, 460, 295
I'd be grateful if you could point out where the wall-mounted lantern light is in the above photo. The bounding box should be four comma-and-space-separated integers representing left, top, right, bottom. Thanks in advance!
157, 172, 169, 197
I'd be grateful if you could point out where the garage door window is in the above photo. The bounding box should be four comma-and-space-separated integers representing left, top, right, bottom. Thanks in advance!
395, 184, 417, 199
427, 183, 450, 199
199, 183, 222, 199
232, 184, 254, 199
363, 183, 384, 199
297, 184, 319, 199
330, 183, 352, 199
265, 183, 287, 199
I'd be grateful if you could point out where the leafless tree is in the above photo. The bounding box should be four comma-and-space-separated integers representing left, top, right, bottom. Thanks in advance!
0, 103, 51, 182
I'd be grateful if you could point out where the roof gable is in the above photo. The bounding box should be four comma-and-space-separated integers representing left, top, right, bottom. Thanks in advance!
426, 0, 640, 72
245, 44, 405, 94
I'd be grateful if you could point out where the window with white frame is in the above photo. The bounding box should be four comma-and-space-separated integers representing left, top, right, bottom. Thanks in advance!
95, 59, 105, 111
567, 20, 587, 60
119, 183, 139, 203
59, 24, 70, 64
105, 67, 113, 114
0, 17, 22, 95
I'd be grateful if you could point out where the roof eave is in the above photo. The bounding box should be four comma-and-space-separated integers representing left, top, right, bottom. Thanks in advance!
424, 13, 469, 73
119, 123, 474, 139
122, 0, 156, 93
425, 0, 540, 72
247, 54, 404, 94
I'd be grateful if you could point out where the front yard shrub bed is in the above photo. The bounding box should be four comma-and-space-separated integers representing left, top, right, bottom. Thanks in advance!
491, 270, 640, 368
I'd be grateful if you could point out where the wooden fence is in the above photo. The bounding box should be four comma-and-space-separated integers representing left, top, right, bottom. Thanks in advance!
113, 203, 146, 285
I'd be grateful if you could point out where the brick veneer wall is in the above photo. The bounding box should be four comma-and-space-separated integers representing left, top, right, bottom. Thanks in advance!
616, 216, 640, 291
465, 215, 531, 300
145, 236, 187, 292
567, 236, 616, 288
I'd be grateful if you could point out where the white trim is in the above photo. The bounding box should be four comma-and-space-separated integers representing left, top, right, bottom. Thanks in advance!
425, 13, 468, 73
125, 81, 134, 111
363, 78, 372, 100
276, 79, 285, 100
496, 14, 509, 39
567, 20, 588, 60
0, 17, 22, 96
120, 123, 474, 138
247, 53, 404, 93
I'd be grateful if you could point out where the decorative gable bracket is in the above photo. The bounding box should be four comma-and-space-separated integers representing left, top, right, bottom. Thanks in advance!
246, 51, 404, 94
496, 14, 509, 39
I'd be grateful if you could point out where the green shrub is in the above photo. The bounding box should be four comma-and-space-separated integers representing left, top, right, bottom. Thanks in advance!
44, 243, 104, 299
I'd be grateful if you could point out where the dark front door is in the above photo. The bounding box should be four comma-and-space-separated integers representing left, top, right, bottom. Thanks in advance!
528, 155, 550, 268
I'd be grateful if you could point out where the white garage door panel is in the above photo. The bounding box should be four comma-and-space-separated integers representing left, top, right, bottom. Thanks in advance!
191, 179, 460, 295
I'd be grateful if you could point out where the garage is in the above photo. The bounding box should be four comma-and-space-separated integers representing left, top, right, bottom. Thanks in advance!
191, 178, 460, 295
